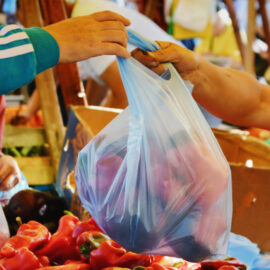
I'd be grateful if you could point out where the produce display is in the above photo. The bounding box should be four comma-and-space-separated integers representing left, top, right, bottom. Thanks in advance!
2, 145, 45, 157
246, 127, 270, 145
0, 214, 246, 270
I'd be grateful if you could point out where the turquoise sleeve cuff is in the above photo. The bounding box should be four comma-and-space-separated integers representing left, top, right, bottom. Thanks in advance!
23, 27, 60, 74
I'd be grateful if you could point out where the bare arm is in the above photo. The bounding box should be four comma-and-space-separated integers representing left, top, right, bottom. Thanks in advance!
192, 56, 270, 129
10, 89, 41, 126
132, 42, 270, 130
24, 89, 40, 117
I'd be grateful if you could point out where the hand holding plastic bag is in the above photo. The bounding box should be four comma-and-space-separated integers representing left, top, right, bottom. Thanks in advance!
75, 30, 232, 261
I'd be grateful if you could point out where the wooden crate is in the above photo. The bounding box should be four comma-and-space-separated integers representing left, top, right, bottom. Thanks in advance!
3, 125, 54, 185
15, 156, 54, 185
213, 128, 270, 166
3, 125, 46, 147
213, 128, 270, 252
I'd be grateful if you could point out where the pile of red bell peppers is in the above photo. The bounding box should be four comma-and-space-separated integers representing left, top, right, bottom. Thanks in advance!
0, 215, 247, 270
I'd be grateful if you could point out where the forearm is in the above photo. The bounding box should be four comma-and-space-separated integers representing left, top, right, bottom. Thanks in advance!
192, 57, 264, 126
25, 89, 40, 116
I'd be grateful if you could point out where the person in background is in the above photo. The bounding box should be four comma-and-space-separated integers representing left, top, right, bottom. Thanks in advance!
195, 7, 244, 70
9, 89, 40, 126
1, 0, 16, 24
164, 0, 216, 50
254, 0, 270, 80
0, 10, 130, 194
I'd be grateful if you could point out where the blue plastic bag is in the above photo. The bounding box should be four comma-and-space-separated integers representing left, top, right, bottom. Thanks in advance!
227, 233, 270, 270
75, 30, 232, 261
0, 205, 9, 248
0, 171, 28, 206
227, 233, 260, 269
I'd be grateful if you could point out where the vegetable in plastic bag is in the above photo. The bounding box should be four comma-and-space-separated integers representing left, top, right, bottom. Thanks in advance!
75, 30, 232, 262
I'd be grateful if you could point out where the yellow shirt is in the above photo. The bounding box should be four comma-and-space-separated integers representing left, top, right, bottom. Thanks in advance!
195, 21, 241, 62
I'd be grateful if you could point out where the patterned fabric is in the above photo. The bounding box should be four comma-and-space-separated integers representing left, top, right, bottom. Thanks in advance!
0, 24, 59, 94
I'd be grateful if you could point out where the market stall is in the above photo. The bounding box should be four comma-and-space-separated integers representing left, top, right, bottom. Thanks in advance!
1, 0, 270, 269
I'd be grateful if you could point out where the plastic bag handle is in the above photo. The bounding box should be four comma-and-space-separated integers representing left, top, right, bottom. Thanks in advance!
127, 29, 174, 80
127, 30, 194, 90
127, 29, 160, 52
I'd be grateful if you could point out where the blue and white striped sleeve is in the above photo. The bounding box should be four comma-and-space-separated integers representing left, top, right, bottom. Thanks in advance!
0, 24, 60, 94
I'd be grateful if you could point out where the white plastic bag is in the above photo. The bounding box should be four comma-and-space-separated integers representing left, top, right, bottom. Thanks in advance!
0, 171, 29, 207
0, 205, 9, 248
76, 30, 232, 261
173, 0, 216, 32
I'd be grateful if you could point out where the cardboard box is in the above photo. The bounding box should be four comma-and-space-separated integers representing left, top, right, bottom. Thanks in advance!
213, 128, 270, 252
56, 106, 121, 218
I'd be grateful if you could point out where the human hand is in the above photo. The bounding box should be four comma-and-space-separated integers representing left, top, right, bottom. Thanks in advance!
10, 110, 31, 126
131, 42, 202, 85
0, 155, 21, 191
44, 11, 131, 63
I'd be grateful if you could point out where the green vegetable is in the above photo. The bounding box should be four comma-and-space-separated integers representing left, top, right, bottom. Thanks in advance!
63, 210, 75, 216
21, 146, 33, 156
80, 243, 94, 258
224, 257, 235, 261
9, 147, 21, 157
173, 262, 184, 267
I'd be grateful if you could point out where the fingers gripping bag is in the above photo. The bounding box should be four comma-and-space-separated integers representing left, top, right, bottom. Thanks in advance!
75, 30, 232, 262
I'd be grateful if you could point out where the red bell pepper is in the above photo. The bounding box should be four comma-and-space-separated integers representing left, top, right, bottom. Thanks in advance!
36, 215, 80, 264
117, 252, 159, 268
36, 260, 91, 269
156, 259, 201, 270
90, 240, 126, 269
76, 231, 110, 260
200, 258, 246, 270
101, 268, 130, 270
1, 221, 51, 258
217, 267, 239, 270
144, 262, 194, 270
73, 218, 103, 239
134, 260, 201, 270
0, 247, 42, 270
171, 261, 201, 270
144, 263, 176, 270
38, 256, 51, 267
38, 261, 91, 270
90, 240, 159, 270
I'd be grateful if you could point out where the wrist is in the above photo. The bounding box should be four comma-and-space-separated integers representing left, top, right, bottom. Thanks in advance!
197, 55, 222, 85
190, 55, 215, 98
196, 53, 208, 73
